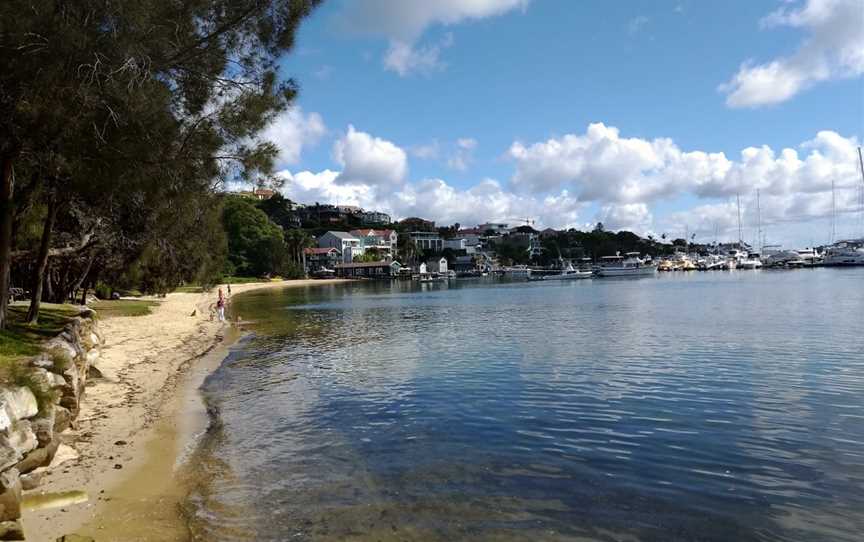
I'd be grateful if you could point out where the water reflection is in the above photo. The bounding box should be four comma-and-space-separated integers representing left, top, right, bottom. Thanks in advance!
187, 270, 864, 541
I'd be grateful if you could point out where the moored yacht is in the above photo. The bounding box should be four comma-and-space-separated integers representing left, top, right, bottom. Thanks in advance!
595, 252, 657, 277
540, 263, 592, 280
795, 248, 822, 266
737, 253, 763, 269
822, 242, 864, 266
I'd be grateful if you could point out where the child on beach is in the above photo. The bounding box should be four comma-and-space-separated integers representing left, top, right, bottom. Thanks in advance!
216, 288, 226, 322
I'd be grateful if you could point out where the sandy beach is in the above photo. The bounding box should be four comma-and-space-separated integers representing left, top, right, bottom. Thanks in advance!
21, 279, 352, 541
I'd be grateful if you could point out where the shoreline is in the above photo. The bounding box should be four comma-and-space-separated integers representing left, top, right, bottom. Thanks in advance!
21, 279, 353, 541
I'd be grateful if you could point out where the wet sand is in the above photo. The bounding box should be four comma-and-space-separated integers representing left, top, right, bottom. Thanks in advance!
21, 279, 352, 541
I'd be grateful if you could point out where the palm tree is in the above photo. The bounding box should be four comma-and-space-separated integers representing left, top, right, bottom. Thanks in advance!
400, 239, 418, 266
284, 229, 315, 276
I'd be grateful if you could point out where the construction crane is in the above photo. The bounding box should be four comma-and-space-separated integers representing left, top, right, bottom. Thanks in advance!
504, 217, 536, 227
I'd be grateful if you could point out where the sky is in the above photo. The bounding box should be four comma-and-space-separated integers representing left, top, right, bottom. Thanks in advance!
259, 0, 864, 248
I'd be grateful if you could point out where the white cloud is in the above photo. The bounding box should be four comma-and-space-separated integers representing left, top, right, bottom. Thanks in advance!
447, 137, 478, 171
719, 0, 864, 108
383, 33, 453, 76
508, 123, 860, 205
410, 140, 441, 160
457, 137, 478, 150
332, 125, 408, 187
276, 169, 585, 229
273, 123, 861, 245
337, 0, 529, 76
258, 107, 326, 166
597, 203, 653, 232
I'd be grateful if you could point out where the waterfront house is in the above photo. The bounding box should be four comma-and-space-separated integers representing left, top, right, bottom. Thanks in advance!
318, 231, 363, 262
443, 237, 481, 254
409, 231, 443, 252
334, 260, 402, 278
454, 255, 476, 273
349, 229, 398, 257
304, 247, 340, 274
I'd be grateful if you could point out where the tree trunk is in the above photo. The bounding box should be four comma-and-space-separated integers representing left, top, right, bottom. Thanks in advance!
0, 154, 14, 330
26, 193, 58, 323
69, 252, 95, 304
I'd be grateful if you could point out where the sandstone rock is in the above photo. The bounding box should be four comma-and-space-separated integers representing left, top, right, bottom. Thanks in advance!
85, 349, 100, 367
29, 355, 54, 371
30, 405, 55, 447
0, 388, 38, 431
16, 439, 58, 474
0, 422, 37, 471
19, 470, 42, 490
0, 469, 21, 522
86, 365, 103, 380
47, 444, 78, 469
0, 519, 24, 540
52, 406, 73, 434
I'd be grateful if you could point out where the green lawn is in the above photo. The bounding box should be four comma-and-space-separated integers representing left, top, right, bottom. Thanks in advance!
175, 276, 273, 293
222, 276, 273, 284
0, 303, 79, 376
90, 299, 159, 318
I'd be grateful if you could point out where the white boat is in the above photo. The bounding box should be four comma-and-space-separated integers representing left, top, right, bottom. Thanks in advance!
795, 248, 822, 266
823, 243, 864, 266
594, 252, 657, 277
540, 263, 592, 280
737, 253, 763, 269
504, 266, 532, 280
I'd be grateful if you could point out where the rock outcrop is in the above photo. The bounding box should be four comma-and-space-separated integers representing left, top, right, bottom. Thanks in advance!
0, 310, 102, 540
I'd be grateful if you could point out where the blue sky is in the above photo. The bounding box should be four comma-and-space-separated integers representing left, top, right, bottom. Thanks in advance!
261, 0, 863, 247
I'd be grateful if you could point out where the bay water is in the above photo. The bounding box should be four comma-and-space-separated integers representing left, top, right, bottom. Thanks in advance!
184, 269, 864, 541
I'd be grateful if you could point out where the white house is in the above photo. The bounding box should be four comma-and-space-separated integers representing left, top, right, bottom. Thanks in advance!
349, 229, 398, 256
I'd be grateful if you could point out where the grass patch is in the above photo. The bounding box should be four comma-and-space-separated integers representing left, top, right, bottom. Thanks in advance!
174, 284, 204, 293
0, 303, 78, 378
222, 276, 271, 284
174, 276, 269, 294
90, 299, 159, 319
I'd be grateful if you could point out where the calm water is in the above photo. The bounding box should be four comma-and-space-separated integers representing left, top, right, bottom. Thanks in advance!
185, 269, 864, 541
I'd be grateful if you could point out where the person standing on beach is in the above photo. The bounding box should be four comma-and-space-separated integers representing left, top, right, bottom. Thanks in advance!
227, 283, 232, 296
217, 288, 226, 322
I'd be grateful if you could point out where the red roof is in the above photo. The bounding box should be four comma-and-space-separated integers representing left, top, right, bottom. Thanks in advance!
304, 247, 338, 255
349, 229, 395, 238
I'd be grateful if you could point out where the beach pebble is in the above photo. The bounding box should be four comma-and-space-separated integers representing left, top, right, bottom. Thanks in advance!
114, 440, 127, 446
113, 464, 122, 469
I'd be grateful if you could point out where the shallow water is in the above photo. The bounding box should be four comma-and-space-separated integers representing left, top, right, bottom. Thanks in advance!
185, 269, 864, 541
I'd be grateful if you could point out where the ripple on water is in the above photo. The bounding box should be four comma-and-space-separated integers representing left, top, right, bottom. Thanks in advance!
186, 270, 864, 541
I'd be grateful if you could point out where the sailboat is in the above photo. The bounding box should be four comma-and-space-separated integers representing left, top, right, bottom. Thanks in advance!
822, 148, 864, 266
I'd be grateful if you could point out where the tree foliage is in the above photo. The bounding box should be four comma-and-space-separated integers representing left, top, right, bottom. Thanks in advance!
222, 197, 286, 278
0, 0, 320, 325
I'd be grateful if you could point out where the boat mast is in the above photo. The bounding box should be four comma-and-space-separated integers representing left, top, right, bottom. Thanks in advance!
858, 146, 864, 238
830, 177, 836, 244
756, 188, 762, 254
736, 192, 743, 248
